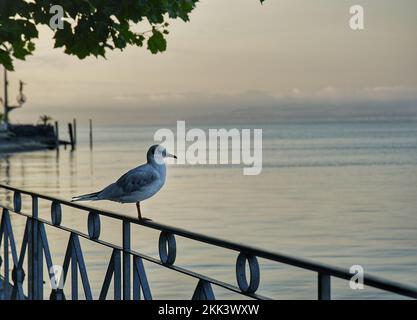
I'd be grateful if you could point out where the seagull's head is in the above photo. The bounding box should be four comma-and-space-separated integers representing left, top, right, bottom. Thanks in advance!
147, 145, 177, 165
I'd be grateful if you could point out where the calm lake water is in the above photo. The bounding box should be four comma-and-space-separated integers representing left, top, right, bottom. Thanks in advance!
1, 121, 416, 299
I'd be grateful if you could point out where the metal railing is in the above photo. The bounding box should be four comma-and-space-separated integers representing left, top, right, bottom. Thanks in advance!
0, 183, 416, 300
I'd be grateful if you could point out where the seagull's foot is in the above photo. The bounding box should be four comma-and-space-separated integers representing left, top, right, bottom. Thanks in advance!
136, 202, 152, 221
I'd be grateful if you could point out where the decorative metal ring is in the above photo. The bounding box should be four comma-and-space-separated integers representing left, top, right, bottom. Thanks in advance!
236, 253, 260, 293
13, 192, 22, 213
12, 267, 26, 283
159, 231, 176, 265
87, 211, 101, 240
51, 201, 62, 226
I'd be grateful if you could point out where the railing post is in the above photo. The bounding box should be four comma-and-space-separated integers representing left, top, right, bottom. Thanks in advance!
114, 249, 122, 300
3, 211, 9, 299
318, 273, 331, 300
37, 223, 44, 300
71, 243, 78, 300
28, 196, 42, 300
27, 212, 33, 299
122, 220, 131, 300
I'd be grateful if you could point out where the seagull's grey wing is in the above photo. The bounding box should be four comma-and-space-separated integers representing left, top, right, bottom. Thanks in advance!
97, 165, 159, 201
116, 166, 159, 194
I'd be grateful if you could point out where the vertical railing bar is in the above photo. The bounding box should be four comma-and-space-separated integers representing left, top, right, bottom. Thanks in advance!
318, 273, 331, 300
39, 222, 61, 300
71, 243, 78, 300
62, 233, 73, 286
133, 256, 140, 300
114, 249, 121, 300
11, 219, 29, 300
0, 215, 4, 299
37, 222, 44, 299
2, 210, 23, 300
11, 275, 26, 300
4, 210, 19, 265
0, 210, 4, 247
122, 220, 131, 300
31, 196, 39, 300
72, 234, 93, 300
16, 219, 29, 269
27, 215, 33, 299
3, 211, 9, 299
99, 249, 115, 300
134, 256, 152, 300
3, 209, 24, 300
39, 223, 53, 271
0, 211, 6, 300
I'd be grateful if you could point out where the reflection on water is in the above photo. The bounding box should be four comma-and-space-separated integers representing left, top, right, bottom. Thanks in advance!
1, 121, 417, 299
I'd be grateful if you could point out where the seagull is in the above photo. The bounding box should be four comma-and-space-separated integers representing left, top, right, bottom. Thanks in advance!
72, 145, 177, 221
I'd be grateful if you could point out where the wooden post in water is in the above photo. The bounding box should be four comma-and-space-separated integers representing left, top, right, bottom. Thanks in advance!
54, 121, 59, 149
89, 119, 93, 150
68, 123, 75, 151
73, 118, 77, 146
3, 67, 9, 126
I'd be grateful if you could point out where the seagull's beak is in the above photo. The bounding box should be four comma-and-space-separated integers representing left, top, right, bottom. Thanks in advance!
166, 153, 177, 159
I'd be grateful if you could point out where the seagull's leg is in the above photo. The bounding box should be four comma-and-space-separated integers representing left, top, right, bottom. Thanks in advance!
136, 202, 152, 221
136, 202, 142, 219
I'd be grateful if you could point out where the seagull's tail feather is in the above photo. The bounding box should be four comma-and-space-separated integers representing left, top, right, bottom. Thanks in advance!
71, 192, 100, 202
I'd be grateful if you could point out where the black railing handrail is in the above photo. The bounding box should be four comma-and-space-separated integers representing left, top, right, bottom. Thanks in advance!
1, 183, 417, 299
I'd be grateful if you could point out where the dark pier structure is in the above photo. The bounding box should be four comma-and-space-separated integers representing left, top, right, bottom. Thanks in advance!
0, 124, 73, 153
1, 68, 73, 153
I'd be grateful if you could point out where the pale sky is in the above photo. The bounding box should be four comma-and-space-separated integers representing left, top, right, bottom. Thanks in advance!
5, 0, 417, 125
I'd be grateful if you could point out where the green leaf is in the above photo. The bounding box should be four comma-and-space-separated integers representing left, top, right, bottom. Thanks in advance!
27, 41, 36, 52
0, 49, 14, 71
147, 30, 167, 54
12, 41, 31, 60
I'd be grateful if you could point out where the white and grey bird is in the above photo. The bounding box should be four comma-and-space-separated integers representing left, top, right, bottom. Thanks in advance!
72, 145, 176, 220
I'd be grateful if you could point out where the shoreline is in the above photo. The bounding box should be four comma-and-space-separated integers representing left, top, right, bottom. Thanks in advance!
0, 124, 60, 154
0, 138, 53, 154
